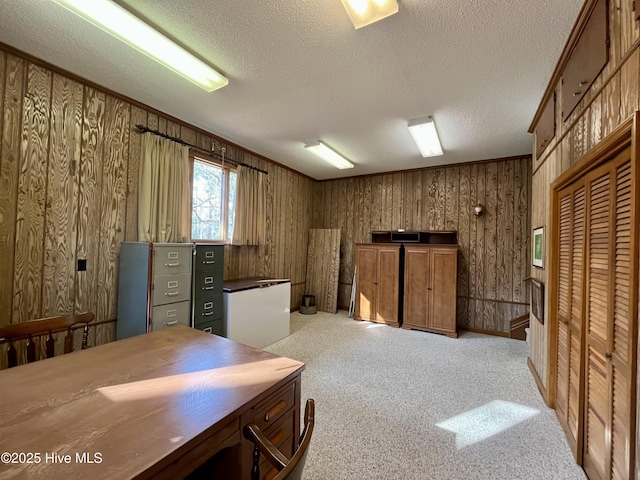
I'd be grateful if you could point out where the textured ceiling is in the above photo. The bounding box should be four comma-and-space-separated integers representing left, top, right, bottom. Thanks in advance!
0, 0, 584, 180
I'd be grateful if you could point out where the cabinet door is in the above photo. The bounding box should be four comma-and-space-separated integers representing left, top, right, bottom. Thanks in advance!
375, 247, 399, 325
428, 249, 457, 334
403, 247, 430, 329
355, 246, 377, 321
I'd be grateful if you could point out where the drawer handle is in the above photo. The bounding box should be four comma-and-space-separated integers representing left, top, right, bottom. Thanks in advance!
579, 80, 588, 87
202, 286, 214, 291
202, 312, 214, 316
165, 291, 179, 297
605, 352, 612, 360
264, 400, 287, 422
203, 327, 213, 333
573, 91, 581, 97
164, 320, 178, 326
165, 262, 180, 267
203, 260, 215, 264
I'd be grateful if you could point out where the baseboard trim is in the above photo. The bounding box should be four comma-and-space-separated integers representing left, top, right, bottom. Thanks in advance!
458, 326, 509, 338
528, 357, 550, 406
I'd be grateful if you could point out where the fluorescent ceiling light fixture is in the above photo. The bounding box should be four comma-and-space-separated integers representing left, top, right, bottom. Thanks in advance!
340, 0, 399, 29
408, 116, 444, 157
305, 141, 354, 169
51, 0, 228, 92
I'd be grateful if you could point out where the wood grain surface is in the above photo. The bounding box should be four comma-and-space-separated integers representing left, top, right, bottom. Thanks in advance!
313, 158, 531, 334
529, 5, 640, 399
0, 46, 316, 348
305, 229, 341, 314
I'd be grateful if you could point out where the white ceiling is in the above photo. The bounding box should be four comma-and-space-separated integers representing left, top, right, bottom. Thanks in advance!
0, 0, 583, 180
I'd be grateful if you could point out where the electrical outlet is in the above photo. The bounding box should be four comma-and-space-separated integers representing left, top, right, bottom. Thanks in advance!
78, 259, 87, 271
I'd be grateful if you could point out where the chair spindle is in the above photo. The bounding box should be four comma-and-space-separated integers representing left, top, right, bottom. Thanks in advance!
7, 341, 17, 368
45, 332, 55, 358
64, 328, 73, 354
26, 335, 36, 363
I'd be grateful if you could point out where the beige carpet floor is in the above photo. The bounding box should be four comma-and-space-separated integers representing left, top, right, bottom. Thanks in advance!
264, 310, 587, 480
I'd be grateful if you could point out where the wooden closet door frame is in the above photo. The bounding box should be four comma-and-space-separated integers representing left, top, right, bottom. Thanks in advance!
548, 113, 639, 476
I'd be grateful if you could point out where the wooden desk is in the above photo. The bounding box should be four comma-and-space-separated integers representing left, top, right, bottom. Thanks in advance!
0, 326, 304, 479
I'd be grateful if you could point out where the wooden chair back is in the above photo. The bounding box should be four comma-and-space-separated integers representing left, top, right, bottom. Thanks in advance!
0, 312, 94, 368
244, 398, 315, 480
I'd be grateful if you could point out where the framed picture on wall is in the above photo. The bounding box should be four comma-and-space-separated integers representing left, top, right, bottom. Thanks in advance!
531, 279, 544, 324
532, 226, 544, 268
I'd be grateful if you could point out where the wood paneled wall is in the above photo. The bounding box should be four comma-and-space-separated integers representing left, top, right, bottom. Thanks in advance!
529, 0, 640, 392
312, 158, 531, 335
306, 229, 341, 313
0, 47, 314, 345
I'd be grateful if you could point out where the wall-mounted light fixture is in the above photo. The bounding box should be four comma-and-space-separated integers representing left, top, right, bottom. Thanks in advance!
408, 116, 444, 157
51, 0, 228, 92
474, 204, 484, 217
305, 141, 354, 169
340, 0, 399, 29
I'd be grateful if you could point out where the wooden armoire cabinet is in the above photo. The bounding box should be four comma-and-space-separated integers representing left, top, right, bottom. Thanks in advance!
354, 232, 458, 336
402, 245, 458, 338
354, 244, 401, 326
552, 133, 637, 480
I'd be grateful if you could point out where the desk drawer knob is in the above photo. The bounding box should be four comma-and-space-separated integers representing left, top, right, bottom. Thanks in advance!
264, 400, 287, 422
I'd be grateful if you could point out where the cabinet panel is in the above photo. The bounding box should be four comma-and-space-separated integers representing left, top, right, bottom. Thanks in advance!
354, 246, 378, 322
403, 248, 430, 329
193, 271, 224, 299
561, 0, 608, 120
429, 249, 458, 335
375, 248, 400, 325
194, 244, 224, 272
535, 95, 555, 158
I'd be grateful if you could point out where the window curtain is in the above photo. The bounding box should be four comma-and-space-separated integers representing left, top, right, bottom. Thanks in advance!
138, 133, 190, 243
232, 166, 266, 246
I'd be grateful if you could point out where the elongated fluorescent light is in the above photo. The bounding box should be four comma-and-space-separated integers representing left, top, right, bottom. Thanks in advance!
340, 0, 399, 29
305, 141, 354, 169
51, 0, 228, 92
408, 116, 444, 157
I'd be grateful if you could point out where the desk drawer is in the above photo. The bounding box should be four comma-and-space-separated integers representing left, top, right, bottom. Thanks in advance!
153, 273, 191, 306
153, 244, 192, 275
259, 413, 294, 478
151, 302, 191, 331
253, 381, 296, 432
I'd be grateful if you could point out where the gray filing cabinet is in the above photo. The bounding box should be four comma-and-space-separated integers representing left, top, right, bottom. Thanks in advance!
192, 244, 224, 335
117, 242, 193, 340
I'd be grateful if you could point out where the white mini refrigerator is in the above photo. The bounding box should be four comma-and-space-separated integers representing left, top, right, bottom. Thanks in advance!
222, 277, 290, 349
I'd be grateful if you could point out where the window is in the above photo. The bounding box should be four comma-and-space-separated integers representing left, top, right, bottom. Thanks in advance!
191, 157, 237, 242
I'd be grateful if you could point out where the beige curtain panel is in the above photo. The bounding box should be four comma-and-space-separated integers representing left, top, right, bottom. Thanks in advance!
138, 133, 190, 243
232, 166, 266, 246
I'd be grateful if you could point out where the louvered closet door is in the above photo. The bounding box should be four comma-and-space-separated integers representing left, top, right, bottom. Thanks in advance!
555, 182, 586, 458
582, 147, 636, 480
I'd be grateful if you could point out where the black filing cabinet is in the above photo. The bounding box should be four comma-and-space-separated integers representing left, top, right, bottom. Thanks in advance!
192, 244, 224, 335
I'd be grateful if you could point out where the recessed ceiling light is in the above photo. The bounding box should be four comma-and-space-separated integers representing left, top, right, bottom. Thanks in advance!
51, 0, 228, 92
340, 0, 399, 29
408, 116, 444, 157
305, 141, 354, 169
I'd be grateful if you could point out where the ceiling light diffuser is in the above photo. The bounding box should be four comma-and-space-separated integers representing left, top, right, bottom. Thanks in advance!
305, 142, 354, 169
340, 0, 399, 29
408, 117, 444, 157
51, 0, 228, 92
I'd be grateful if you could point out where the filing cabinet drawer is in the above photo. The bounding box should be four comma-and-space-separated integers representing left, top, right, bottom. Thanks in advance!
193, 296, 223, 323
194, 318, 223, 336
152, 273, 191, 306
194, 245, 224, 272
193, 271, 223, 299
151, 301, 190, 331
153, 244, 192, 276
253, 381, 296, 432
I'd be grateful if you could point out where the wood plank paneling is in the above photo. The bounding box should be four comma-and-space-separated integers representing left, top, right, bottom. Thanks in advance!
75, 87, 105, 321
305, 229, 340, 313
124, 106, 147, 242
41, 74, 83, 317
0, 55, 24, 327
13, 64, 52, 324
314, 158, 530, 332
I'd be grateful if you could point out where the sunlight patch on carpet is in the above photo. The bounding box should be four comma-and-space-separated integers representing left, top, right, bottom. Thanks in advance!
436, 400, 539, 449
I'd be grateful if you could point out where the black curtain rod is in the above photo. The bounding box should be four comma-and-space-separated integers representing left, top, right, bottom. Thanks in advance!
136, 125, 268, 175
